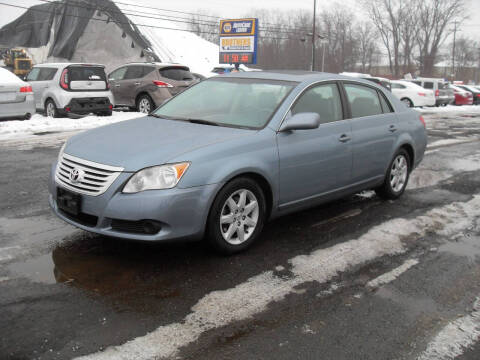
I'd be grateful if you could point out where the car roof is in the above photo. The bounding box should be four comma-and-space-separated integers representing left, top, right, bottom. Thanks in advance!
117, 62, 188, 68
219, 70, 374, 84
34, 63, 106, 68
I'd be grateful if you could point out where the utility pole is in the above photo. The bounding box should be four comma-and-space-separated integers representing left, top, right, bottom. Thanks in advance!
452, 20, 458, 79
311, 0, 316, 71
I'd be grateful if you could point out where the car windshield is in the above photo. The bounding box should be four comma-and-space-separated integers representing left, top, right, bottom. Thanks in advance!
153, 77, 296, 129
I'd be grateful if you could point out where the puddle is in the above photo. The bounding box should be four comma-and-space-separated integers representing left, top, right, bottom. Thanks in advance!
439, 234, 480, 260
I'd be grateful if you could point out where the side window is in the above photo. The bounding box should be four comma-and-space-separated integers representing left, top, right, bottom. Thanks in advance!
378, 91, 394, 113
26, 68, 40, 82
391, 83, 405, 89
38, 68, 57, 81
124, 66, 144, 80
143, 66, 155, 76
109, 67, 127, 81
412, 81, 421, 86
424, 82, 434, 89
344, 83, 383, 118
291, 83, 343, 124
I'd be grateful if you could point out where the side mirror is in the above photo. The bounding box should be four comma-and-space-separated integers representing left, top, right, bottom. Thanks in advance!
279, 112, 320, 132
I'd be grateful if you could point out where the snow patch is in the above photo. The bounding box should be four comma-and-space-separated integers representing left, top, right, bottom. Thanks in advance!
417, 297, 480, 360
0, 112, 143, 140
367, 258, 419, 288
76, 195, 480, 360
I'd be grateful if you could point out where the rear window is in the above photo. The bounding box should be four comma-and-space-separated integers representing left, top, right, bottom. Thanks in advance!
438, 82, 446, 90
160, 67, 194, 81
424, 82, 434, 89
68, 66, 106, 82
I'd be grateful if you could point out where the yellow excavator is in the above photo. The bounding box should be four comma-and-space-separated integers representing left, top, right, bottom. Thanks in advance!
3, 48, 32, 77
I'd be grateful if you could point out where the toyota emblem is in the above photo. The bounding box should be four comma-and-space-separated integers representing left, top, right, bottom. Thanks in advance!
69, 168, 83, 183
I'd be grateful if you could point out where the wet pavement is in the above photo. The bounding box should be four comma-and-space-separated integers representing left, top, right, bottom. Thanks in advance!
1, 109, 480, 359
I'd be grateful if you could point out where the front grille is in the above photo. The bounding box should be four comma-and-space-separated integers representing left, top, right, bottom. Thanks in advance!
55, 153, 123, 196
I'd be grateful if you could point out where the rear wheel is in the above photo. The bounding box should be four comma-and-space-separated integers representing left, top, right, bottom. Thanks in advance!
136, 94, 154, 114
45, 99, 59, 118
96, 110, 112, 117
375, 149, 411, 200
206, 177, 266, 255
23, 113, 32, 120
401, 98, 413, 108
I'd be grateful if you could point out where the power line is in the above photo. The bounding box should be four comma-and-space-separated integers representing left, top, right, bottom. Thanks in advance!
112, 0, 311, 31
34, 0, 311, 35
0, 2, 304, 40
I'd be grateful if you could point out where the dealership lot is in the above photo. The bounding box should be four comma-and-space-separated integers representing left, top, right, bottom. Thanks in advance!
1, 107, 480, 359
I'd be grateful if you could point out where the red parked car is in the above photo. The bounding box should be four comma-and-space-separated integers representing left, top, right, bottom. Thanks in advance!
449, 85, 473, 106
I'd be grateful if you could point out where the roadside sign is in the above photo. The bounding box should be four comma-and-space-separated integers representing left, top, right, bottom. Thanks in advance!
219, 18, 258, 64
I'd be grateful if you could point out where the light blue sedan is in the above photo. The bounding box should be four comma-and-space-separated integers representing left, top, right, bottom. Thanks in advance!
49, 71, 427, 254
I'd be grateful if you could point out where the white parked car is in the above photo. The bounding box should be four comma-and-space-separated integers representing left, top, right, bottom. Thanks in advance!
26, 63, 114, 117
391, 80, 435, 108
0, 67, 35, 120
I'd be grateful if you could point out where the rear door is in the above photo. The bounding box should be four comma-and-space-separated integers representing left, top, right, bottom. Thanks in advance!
26, 68, 42, 107
32, 68, 57, 107
117, 65, 145, 107
0, 70, 23, 105
158, 66, 196, 96
343, 82, 398, 183
68, 66, 108, 91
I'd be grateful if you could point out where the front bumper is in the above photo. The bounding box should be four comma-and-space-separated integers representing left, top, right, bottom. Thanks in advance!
49, 163, 220, 241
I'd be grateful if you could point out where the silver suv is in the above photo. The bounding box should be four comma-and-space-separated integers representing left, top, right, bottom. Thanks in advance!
26, 63, 114, 117
108, 63, 197, 113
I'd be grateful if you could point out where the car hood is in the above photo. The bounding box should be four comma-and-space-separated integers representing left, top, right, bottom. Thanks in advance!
65, 116, 253, 171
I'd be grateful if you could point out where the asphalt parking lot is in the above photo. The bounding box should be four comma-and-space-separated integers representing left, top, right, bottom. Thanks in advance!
1, 109, 480, 360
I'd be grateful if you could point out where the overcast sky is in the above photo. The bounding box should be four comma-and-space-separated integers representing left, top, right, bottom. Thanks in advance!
1, 0, 479, 37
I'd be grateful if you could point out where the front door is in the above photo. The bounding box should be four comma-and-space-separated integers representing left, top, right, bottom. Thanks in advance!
277, 82, 353, 207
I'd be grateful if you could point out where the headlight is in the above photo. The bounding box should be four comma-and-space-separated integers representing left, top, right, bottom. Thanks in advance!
123, 162, 190, 193
58, 142, 66, 162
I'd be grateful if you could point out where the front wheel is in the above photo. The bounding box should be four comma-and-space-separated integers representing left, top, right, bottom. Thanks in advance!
206, 178, 267, 255
375, 149, 411, 200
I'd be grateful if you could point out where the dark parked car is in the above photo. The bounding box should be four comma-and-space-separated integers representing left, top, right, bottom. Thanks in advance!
456, 85, 480, 105
108, 63, 198, 113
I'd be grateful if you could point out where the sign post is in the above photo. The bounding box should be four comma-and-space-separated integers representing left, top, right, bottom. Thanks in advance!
219, 18, 258, 66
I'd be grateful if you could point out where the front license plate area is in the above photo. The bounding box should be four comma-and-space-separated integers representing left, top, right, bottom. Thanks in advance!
57, 187, 81, 216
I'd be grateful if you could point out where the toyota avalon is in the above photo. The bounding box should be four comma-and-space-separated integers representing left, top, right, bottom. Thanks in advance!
49, 71, 427, 254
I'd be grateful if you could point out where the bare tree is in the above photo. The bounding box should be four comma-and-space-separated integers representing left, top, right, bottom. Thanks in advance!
188, 10, 219, 45
414, 0, 466, 76
357, 22, 379, 73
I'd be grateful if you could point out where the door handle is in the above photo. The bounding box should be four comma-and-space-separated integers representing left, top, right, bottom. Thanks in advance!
339, 134, 351, 143
134, 82, 141, 86
389, 125, 397, 132
115, 84, 121, 87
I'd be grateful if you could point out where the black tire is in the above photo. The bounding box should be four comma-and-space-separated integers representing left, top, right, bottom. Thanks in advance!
375, 149, 411, 200
23, 113, 32, 120
206, 177, 267, 255
136, 94, 155, 114
401, 98, 413, 108
45, 99, 59, 118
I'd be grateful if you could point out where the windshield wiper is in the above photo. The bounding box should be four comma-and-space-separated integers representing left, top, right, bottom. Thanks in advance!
185, 118, 219, 126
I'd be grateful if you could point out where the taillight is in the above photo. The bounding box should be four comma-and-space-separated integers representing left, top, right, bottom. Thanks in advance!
419, 115, 426, 128
418, 92, 426, 96
109, 104, 113, 110
435, 90, 439, 97
20, 86, 32, 93
477, 94, 480, 98
60, 69, 69, 90
153, 80, 173, 88
106, 82, 110, 90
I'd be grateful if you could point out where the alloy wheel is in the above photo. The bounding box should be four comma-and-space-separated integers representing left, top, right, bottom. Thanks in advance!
46, 102, 56, 117
220, 189, 259, 245
138, 98, 151, 113
390, 155, 408, 192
